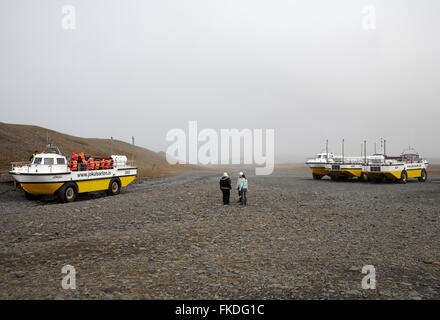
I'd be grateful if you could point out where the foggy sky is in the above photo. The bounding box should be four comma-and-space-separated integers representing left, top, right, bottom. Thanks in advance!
1, 0, 439, 160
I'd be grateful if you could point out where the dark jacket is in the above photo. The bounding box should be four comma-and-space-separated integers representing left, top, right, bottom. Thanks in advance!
219, 176, 232, 190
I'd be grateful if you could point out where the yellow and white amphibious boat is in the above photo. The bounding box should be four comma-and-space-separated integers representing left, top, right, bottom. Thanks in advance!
362, 149, 428, 184
305, 153, 335, 179
10, 153, 137, 202
325, 156, 364, 180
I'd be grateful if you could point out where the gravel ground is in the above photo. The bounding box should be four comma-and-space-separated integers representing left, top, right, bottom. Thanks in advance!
0, 170, 439, 300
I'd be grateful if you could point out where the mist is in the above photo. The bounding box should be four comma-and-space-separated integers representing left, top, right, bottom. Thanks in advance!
1, 0, 439, 161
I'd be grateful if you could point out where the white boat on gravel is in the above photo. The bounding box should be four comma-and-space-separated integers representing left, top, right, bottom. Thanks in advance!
10, 153, 137, 202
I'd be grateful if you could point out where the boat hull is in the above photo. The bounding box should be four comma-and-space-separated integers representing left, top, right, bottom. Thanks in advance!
362, 163, 426, 180
10, 168, 137, 195
326, 164, 363, 178
306, 163, 330, 176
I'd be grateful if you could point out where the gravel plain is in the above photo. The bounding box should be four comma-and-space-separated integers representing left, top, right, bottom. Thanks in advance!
0, 170, 439, 300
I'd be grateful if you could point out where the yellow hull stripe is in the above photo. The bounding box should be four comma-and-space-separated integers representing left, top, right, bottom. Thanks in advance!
21, 183, 64, 195
21, 175, 137, 195
365, 170, 422, 179
76, 178, 112, 193
340, 169, 362, 177
120, 175, 136, 187
311, 168, 329, 175
408, 169, 422, 178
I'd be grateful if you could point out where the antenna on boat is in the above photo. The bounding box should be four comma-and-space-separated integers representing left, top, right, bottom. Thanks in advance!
364, 140, 367, 164
342, 138, 344, 163
326, 139, 328, 159
131, 136, 135, 161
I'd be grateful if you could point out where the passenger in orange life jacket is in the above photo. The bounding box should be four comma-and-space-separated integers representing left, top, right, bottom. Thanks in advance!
95, 159, 101, 170
77, 154, 84, 171
104, 157, 110, 169
79, 153, 87, 170
88, 157, 95, 170
70, 153, 78, 171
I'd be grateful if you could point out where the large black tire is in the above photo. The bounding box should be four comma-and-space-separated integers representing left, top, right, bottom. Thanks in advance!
106, 178, 121, 196
57, 182, 77, 203
418, 169, 427, 182
312, 173, 323, 180
24, 191, 39, 200
399, 170, 408, 184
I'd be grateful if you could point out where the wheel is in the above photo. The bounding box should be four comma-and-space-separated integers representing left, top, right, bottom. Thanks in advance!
360, 172, 368, 182
24, 191, 39, 200
399, 170, 408, 184
312, 173, 323, 180
57, 183, 77, 203
106, 178, 121, 196
418, 169, 427, 182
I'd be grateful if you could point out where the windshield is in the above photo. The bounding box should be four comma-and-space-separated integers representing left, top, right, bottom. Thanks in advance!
43, 158, 54, 165
33, 157, 42, 164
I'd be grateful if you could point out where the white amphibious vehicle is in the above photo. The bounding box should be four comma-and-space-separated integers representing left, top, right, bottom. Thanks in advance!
10, 153, 137, 202
306, 153, 364, 180
305, 152, 335, 179
362, 149, 428, 183
325, 156, 364, 180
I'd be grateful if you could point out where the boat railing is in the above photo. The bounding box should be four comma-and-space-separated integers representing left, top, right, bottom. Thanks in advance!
11, 160, 137, 173
333, 157, 364, 164
11, 161, 31, 171
11, 161, 69, 173
72, 160, 136, 171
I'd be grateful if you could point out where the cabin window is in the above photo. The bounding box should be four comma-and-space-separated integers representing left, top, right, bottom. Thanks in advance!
57, 158, 65, 164
43, 158, 54, 165
33, 157, 42, 164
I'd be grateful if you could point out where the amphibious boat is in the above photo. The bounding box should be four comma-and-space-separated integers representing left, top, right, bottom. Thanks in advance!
362, 148, 428, 183
325, 156, 364, 180
305, 152, 335, 179
10, 153, 137, 202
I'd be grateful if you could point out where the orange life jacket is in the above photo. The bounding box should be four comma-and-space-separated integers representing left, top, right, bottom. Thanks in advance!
104, 159, 110, 169
71, 160, 77, 171
79, 153, 87, 170
88, 160, 95, 170
95, 160, 101, 169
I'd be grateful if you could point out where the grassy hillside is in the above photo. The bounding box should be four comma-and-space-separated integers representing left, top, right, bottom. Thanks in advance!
0, 122, 200, 178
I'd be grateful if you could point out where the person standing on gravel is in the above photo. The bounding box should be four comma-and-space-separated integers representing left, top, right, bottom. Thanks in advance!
239, 174, 248, 206
236, 172, 243, 203
219, 172, 232, 205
